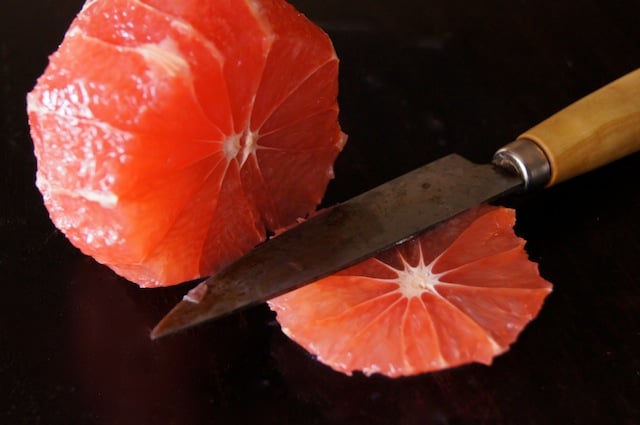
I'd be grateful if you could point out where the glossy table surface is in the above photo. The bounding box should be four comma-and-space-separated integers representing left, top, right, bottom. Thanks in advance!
1, 0, 639, 424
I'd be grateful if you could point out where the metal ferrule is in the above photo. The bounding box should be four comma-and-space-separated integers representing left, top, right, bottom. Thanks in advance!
492, 138, 551, 190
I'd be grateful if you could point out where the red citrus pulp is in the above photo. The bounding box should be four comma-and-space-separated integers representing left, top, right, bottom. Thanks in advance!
269, 205, 553, 377
27, 0, 346, 287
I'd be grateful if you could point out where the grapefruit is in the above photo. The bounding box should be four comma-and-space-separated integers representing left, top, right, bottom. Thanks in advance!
269, 205, 553, 377
27, 0, 346, 287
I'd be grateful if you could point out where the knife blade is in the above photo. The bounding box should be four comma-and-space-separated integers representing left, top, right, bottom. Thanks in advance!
151, 68, 640, 339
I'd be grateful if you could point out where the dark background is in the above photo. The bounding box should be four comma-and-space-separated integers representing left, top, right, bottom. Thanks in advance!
1, 0, 639, 424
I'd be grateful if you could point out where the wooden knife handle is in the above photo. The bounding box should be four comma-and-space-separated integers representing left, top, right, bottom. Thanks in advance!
518, 68, 640, 186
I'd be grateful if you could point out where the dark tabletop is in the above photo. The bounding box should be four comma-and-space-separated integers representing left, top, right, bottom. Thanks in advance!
1, 0, 639, 424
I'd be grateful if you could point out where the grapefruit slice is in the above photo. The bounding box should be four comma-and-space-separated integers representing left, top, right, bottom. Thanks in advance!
269, 205, 553, 377
26, 0, 346, 287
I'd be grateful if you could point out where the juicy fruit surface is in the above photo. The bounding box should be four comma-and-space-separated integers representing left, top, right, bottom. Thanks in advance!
269, 205, 553, 377
27, 0, 346, 286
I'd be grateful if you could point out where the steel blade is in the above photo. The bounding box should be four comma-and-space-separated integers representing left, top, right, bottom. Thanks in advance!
151, 154, 522, 339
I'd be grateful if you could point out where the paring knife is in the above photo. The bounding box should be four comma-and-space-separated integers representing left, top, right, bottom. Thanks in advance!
151, 68, 640, 340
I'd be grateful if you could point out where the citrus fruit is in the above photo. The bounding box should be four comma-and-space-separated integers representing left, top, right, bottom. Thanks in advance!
268, 205, 553, 377
26, 0, 346, 287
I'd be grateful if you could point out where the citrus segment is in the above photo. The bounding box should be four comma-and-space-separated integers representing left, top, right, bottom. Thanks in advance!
76, 0, 234, 137
258, 60, 339, 136
27, 0, 345, 286
141, 0, 273, 133
269, 205, 553, 377
249, 0, 339, 132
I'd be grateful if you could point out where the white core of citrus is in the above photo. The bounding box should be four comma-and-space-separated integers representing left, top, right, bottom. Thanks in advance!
239, 130, 258, 167
396, 259, 442, 299
223, 134, 241, 161
222, 130, 259, 166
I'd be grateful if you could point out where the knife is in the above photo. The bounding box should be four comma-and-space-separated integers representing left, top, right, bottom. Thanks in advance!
151, 68, 640, 340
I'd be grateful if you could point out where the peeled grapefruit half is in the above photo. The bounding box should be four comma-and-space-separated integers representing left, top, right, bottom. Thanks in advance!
269, 205, 553, 377
27, 0, 346, 287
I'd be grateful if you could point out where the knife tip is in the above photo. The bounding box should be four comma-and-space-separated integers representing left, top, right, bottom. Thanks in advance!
149, 319, 177, 340
149, 327, 165, 340
149, 303, 190, 340
149, 297, 212, 340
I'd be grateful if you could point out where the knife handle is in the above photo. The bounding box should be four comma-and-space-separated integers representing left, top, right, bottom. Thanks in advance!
495, 68, 640, 188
